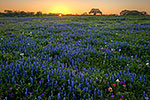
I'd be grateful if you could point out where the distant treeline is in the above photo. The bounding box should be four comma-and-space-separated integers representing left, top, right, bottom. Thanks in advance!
0, 9, 149, 17
120, 10, 147, 16
86, 9, 148, 16
0, 10, 61, 17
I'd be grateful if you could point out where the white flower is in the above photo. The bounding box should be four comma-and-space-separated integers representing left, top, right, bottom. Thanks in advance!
20, 53, 24, 56
119, 49, 121, 51
116, 79, 120, 82
111, 48, 114, 51
146, 63, 149, 66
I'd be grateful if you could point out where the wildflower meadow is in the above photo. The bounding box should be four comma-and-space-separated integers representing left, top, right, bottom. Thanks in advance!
0, 16, 150, 100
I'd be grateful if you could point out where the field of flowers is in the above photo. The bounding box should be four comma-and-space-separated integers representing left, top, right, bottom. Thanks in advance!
0, 16, 150, 100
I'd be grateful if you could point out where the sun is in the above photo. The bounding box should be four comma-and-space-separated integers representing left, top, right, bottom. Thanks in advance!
58, 13, 62, 17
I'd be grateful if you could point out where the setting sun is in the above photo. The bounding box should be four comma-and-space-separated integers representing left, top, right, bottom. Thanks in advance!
58, 13, 62, 17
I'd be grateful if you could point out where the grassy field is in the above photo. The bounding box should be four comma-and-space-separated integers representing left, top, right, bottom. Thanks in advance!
0, 15, 150, 100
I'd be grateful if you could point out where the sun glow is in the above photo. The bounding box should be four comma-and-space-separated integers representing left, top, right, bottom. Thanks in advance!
52, 5, 70, 14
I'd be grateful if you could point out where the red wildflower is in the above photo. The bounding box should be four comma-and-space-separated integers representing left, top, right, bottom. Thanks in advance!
119, 98, 123, 100
123, 84, 126, 88
113, 83, 116, 87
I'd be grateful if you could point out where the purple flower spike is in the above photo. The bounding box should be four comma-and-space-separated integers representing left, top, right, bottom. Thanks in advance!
111, 94, 115, 98
120, 81, 123, 84
9, 87, 12, 89
9, 92, 13, 96
41, 93, 44, 97
28, 92, 33, 95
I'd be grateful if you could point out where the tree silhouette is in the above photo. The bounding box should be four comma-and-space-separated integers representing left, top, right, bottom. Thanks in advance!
4, 10, 13, 16
26, 12, 34, 16
120, 10, 147, 16
141, 11, 147, 15
82, 12, 88, 15
18, 11, 26, 17
36, 11, 42, 16
89, 8, 102, 15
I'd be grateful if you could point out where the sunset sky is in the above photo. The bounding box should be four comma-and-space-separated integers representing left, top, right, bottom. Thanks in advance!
0, 0, 149, 15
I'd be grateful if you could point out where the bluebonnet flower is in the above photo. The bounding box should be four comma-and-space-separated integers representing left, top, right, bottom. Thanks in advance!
131, 78, 133, 83
71, 80, 74, 87
94, 88, 96, 95
5, 97, 7, 100
20, 81, 23, 88
12, 77, 15, 84
57, 93, 61, 100
143, 91, 145, 97
91, 97, 93, 100
30, 77, 33, 84
39, 81, 41, 87
25, 88, 28, 96
145, 97, 149, 100
63, 97, 66, 100
36, 89, 38, 92
38, 96, 41, 100
48, 96, 51, 100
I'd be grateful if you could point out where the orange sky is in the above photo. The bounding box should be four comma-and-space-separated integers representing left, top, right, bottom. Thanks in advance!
0, 0, 149, 14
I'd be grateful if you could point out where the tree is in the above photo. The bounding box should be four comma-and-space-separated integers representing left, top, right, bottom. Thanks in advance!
4, 10, 13, 16
4, 10, 12, 13
141, 11, 147, 15
89, 8, 102, 15
20, 11, 27, 17
0, 12, 4, 16
26, 12, 34, 16
120, 10, 129, 16
1, 10, 36, 17
82, 12, 88, 15
36, 11, 42, 16
120, 10, 147, 16
13, 11, 20, 16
